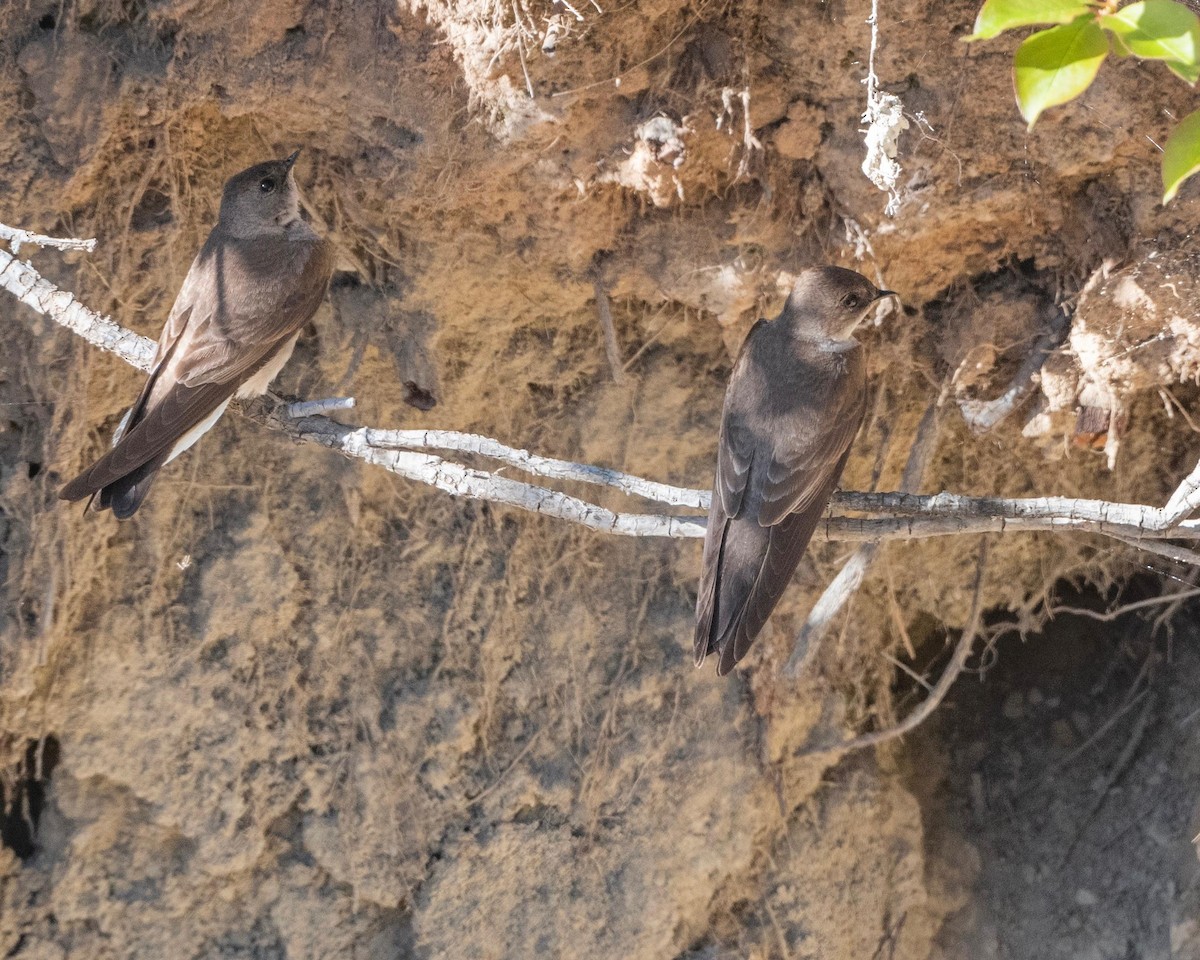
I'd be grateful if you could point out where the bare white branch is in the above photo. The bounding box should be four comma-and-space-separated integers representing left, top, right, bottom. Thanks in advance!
1161, 457, 1200, 529
833, 488, 1200, 536
819, 513, 1200, 542
281, 396, 357, 418
958, 307, 1070, 434
271, 410, 706, 538
795, 539, 989, 758
0, 224, 97, 255
355, 427, 707, 508
786, 399, 942, 678
0, 246, 155, 371
6, 223, 1200, 563
785, 548, 877, 675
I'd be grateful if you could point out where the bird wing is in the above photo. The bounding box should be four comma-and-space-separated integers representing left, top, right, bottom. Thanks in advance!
695, 323, 767, 664
694, 469, 730, 666
755, 388, 865, 526
711, 446, 853, 674
695, 338, 866, 674
712, 320, 766, 520
174, 235, 331, 387
59, 234, 330, 503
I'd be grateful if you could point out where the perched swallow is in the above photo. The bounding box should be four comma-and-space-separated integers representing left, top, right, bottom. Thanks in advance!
59, 150, 333, 518
694, 266, 895, 675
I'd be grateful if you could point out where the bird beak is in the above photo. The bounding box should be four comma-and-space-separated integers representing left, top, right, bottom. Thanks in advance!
282, 149, 301, 172
873, 289, 898, 302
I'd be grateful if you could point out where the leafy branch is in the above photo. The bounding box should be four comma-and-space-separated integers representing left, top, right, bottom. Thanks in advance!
967, 0, 1200, 201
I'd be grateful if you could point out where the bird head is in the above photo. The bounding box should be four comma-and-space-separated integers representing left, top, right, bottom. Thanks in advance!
218, 149, 303, 238
781, 266, 897, 340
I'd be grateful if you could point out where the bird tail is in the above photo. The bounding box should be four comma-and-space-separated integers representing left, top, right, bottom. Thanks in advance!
694, 517, 729, 666
64, 450, 167, 520
95, 454, 167, 519
701, 509, 823, 676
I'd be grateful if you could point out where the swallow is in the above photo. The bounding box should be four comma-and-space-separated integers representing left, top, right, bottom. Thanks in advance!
59, 150, 333, 518
695, 266, 895, 674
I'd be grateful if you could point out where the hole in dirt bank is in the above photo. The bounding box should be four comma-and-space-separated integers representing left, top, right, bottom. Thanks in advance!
402, 380, 436, 411
330, 270, 363, 291
897, 578, 1200, 958
130, 186, 172, 231
0, 735, 61, 861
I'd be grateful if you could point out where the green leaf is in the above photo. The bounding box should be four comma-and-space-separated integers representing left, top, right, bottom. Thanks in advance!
1166, 58, 1200, 83
1110, 30, 1135, 56
1163, 108, 1200, 202
1100, 0, 1200, 65
1014, 17, 1109, 127
967, 0, 1095, 41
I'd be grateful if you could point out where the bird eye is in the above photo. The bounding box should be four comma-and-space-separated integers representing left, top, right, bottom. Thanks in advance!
841, 293, 861, 309
259, 177, 276, 194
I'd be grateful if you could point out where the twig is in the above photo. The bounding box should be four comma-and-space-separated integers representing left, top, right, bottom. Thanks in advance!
592, 276, 625, 384
1108, 533, 1200, 567
0, 224, 97, 255
1062, 691, 1156, 864
1039, 688, 1151, 779
1152, 567, 1200, 634
958, 306, 1070, 433
463, 728, 544, 808
833, 488, 1200, 535
552, 0, 585, 21
621, 304, 679, 372
881, 651, 933, 693
549, 1, 710, 98
513, 1, 535, 99
784, 548, 877, 676
785, 398, 940, 678
883, 560, 917, 659
1046, 587, 1200, 624
794, 539, 989, 758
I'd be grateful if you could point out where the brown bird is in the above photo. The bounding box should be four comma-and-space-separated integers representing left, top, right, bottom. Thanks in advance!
694, 266, 894, 675
59, 150, 333, 519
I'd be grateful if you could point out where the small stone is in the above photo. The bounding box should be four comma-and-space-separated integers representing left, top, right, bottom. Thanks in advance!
1002, 691, 1025, 720
1075, 888, 1099, 907
1028, 687, 1044, 706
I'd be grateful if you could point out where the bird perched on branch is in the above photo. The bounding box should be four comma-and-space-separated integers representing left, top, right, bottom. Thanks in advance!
694, 266, 895, 675
59, 150, 332, 518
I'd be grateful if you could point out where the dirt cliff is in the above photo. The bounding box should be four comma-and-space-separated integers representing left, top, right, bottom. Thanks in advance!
2, 1, 1200, 957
